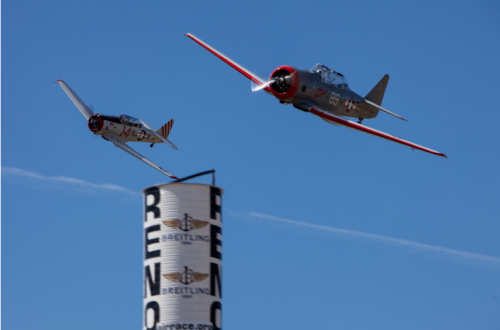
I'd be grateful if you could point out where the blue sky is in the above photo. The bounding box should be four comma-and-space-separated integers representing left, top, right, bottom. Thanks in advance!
2, 0, 500, 329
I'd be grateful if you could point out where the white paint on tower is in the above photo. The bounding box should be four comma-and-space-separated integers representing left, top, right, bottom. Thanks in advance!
143, 183, 223, 330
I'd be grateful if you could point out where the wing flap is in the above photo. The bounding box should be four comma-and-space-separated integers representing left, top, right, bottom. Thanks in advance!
103, 135, 179, 178
308, 107, 446, 158
185, 33, 270, 92
57, 80, 94, 120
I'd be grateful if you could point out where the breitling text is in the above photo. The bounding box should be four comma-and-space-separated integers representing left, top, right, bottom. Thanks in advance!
162, 287, 211, 295
162, 234, 210, 243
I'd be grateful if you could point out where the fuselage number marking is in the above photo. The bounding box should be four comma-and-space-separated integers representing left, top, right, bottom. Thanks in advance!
120, 126, 132, 137
329, 92, 340, 106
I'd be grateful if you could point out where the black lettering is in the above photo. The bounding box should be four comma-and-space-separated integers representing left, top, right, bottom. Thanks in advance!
210, 301, 222, 330
145, 301, 160, 330
144, 187, 161, 221
210, 225, 222, 260
210, 262, 222, 298
210, 187, 221, 221
145, 225, 161, 259
145, 262, 161, 297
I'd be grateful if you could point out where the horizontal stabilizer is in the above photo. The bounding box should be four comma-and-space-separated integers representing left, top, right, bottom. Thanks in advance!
364, 99, 407, 122
139, 119, 178, 150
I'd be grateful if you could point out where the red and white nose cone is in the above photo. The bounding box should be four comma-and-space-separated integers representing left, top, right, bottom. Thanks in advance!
269, 66, 299, 100
88, 114, 104, 132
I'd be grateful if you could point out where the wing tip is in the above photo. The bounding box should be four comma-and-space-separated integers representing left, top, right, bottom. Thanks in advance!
170, 176, 180, 180
432, 151, 447, 158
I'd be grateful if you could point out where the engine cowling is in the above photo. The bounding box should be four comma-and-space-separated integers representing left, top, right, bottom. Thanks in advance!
88, 114, 104, 133
269, 66, 300, 100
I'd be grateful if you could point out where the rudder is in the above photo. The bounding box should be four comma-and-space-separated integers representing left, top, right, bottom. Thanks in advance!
157, 119, 174, 139
365, 74, 389, 106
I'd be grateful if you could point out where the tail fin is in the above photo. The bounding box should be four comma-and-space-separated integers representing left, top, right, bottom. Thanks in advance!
157, 120, 174, 139
365, 74, 389, 106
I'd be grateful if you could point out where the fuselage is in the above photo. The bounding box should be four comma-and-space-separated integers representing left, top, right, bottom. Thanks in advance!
88, 114, 162, 144
268, 66, 379, 120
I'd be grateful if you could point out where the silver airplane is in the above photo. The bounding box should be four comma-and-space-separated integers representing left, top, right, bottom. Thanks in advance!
57, 80, 179, 179
186, 33, 446, 158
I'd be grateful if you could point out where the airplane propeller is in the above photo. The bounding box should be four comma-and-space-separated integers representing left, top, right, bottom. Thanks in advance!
251, 71, 292, 93
271, 70, 292, 93
88, 115, 100, 129
251, 79, 274, 92
86, 104, 102, 140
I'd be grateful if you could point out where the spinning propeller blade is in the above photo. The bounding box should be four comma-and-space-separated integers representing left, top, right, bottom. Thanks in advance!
251, 79, 274, 92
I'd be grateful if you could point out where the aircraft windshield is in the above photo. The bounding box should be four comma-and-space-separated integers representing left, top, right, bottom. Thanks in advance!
310, 64, 348, 89
119, 114, 142, 128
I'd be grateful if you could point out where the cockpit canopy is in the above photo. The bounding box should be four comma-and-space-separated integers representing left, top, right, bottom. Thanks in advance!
119, 114, 143, 128
310, 64, 348, 90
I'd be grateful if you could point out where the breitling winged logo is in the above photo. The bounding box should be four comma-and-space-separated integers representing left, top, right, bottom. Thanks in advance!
163, 213, 209, 232
163, 266, 209, 285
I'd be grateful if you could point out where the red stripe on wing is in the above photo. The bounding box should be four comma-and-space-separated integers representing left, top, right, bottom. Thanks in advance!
309, 107, 447, 158
185, 33, 269, 91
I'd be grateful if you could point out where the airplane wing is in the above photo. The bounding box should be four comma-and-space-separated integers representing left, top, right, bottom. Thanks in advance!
56, 80, 94, 120
103, 134, 179, 179
306, 106, 447, 158
185, 33, 270, 91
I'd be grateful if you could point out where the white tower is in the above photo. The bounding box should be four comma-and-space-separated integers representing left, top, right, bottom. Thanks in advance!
143, 182, 223, 330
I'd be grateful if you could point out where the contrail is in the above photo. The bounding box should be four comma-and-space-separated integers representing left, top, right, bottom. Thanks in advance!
249, 212, 500, 267
2, 166, 139, 195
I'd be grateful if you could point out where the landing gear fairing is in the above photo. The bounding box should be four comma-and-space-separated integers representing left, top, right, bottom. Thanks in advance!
57, 80, 179, 179
185, 33, 446, 158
